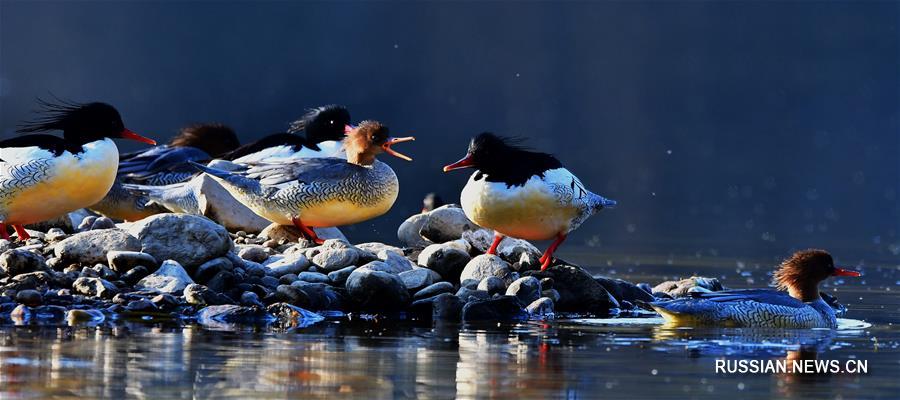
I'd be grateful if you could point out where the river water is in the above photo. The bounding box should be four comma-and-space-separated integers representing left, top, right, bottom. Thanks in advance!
1, 257, 898, 399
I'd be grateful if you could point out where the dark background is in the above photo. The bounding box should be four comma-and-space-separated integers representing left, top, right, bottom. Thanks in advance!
1, 1, 897, 263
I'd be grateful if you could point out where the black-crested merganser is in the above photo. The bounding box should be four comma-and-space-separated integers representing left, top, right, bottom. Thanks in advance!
0, 100, 155, 239
222, 104, 351, 163
644, 249, 860, 328
191, 121, 414, 243
89, 124, 240, 220
443, 133, 616, 270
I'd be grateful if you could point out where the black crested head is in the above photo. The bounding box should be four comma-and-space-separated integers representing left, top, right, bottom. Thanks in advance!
287, 104, 351, 146
17, 99, 127, 144
464, 132, 562, 186
170, 123, 240, 157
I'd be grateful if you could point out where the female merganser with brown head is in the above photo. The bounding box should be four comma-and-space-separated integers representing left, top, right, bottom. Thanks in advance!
443, 133, 616, 270
0, 100, 155, 239
90, 123, 240, 220
222, 104, 351, 163
191, 120, 414, 243
644, 249, 861, 328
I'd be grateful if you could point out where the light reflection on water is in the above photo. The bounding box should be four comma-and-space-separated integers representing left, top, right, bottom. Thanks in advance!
0, 262, 898, 399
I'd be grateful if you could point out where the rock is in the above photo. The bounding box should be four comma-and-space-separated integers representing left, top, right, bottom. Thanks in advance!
237, 245, 271, 263
107, 251, 157, 274
263, 254, 310, 277
0, 249, 47, 277
183, 284, 229, 306
414, 281, 454, 300
496, 238, 542, 267
461, 229, 494, 253
267, 303, 325, 327
357, 260, 405, 275
73, 277, 118, 298
276, 285, 312, 308
652, 277, 724, 298
290, 281, 343, 310
432, 293, 465, 321
505, 276, 542, 305
312, 227, 347, 242
327, 265, 358, 286
461, 296, 527, 321
259, 223, 303, 243
33, 305, 67, 321
240, 291, 264, 308
194, 257, 233, 283
91, 264, 117, 281
279, 274, 299, 284
66, 308, 105, 325
455, 287, 490, 302
459, 255, 515, 285
417, 244, 471, 282
55, 229, 140, 264
121, 266, 150, 286
477, 276, 506, 296
542, 288, 561, 303
151, 293, 180, 311
526, 297, 555, 316
595, 277, 654, 303
125, 299, 159, 313
526, 265, 619, 315
397, 213, 433, 248
206, 271, 235, 293
126, 214, 232, 269
419, 205, 478, 243
378, 250, 415, 274
15, 289, 42, 306
297, 271, 330, 284
345, 268, 410, 311
398, 269, 433, 292
443, 239, 471, 254
136, 260, 194, 294
358, 242, 404, 256
196, 305, 273, 326
312, 248, 358, 272
45, 228, 68, 242
90, 217, 116, 230
10, 304, 32, 322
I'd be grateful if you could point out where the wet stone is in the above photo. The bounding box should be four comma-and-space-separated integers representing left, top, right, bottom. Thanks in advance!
432, 293, 465, 321
414, 281, 455, 300
107, 251, 157, 274
461, 296, 527, 322
459, 255, 515, 286
73, 277, 118, 298
327, 265, 358, 286
90, 217, 116, 230
267, 302, 324, 327
378, 250, 415, 274
505, 276, 542, 305
194, 257, 233, 284
526, 297, 555, 317
196, 305, 273, 325
297, 271, 330, 284
276, 284, 312, 308
399, 269, 433, 292
15, 289, 42, 307
477, 276, 506, 296
136, 260, 194, 294
417, 244, 471, 282
125, 299, 159, 313
0, 249, 47, 277
526, 265, 619, 315
312, 248, 359, 272
455, 287, 490, 303
595, 277, 654, 303
290, 281, 343, 310
345, 268, 410, 311
240, 291, 264, 308
184, 283, 230, 306
66, 308, 105, 325
279, 274, 300, 285
121, 266, 150, 286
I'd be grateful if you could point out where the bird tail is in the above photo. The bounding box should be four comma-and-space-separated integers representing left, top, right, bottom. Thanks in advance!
121, 181, 200, 214
189, 161, 262, 197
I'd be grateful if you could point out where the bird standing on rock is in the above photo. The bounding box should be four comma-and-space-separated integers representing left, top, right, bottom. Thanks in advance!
191, 120, 414, 244
443, 133, 616, 270
0, 100, 156, 240
643, 249, 860, 328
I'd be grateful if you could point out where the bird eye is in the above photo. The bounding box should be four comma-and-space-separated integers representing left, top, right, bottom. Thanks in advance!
329, 120, 334, 125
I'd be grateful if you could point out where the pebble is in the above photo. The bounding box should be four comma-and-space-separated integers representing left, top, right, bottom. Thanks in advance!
414, 281, 455, 300
263, 254, 310, 277
55, 229, 141, 264
526, 297, 555, 316
73, 277, 118, 298
397, 213, 433, 248
461, 296, 527, 322
312, 248, 358, 272
107, 251, 157, 274
418, 205, 478, 243
477, 276, 506, 296
417, 244, 471, 282
345, 268, 410, 311
136, 260, 194, 294
526, 265, 619, 314
127, 214, 232, 269
0, 249, 47, 277
15, 289, 42, 307
399, 269, 433, 292
505, 276, 542, 305
297, 271, 331, 284
459, 255, 515, 286
327, 265, 358, 286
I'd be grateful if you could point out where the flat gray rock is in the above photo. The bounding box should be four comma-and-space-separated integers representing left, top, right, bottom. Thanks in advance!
136, 260, 194, 294
55, 229, 140, 265
127, 214, 232, 269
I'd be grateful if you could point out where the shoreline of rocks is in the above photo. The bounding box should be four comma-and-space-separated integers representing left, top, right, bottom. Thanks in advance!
1, 205, 735, 328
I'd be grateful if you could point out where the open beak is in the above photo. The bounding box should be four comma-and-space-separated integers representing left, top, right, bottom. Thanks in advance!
832, 267, 861, 277
120, 129, 157, 145
443, 154, 475, 172
382, 136, 415, 161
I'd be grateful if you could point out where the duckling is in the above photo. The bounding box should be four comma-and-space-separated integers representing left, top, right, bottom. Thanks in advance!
0, 100, 155, 239
443, 133, 616, 270
191, 121, 414, 243
643, 249, 860, 328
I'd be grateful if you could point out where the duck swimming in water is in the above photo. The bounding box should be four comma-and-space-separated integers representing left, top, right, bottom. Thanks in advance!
0, 100, 155, 239
643, 249, 860, 328
191, 120, 414, 243
443, 133, 616, 270
90, 123, 240, 221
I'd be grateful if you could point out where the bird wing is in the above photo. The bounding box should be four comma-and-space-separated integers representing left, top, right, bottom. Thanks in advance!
686, 289, 808, 308
239, 157, 363, 187
119, 146, 211, 182
0, 134, 76, 160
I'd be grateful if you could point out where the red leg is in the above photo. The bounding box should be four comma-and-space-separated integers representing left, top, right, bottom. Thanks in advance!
0, 224, 9, 241
291, 217, 324, 245
12, 224, 30, 241
539, 233, 568, 271
486, 232, 504, 255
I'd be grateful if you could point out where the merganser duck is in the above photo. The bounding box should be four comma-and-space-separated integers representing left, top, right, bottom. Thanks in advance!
191, 121, 414, 243
644, 249, 861, 328
0, 100, 155, 239
122, 105, 353, 216
443, 133, 616, 270
222, 104, 351, 163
